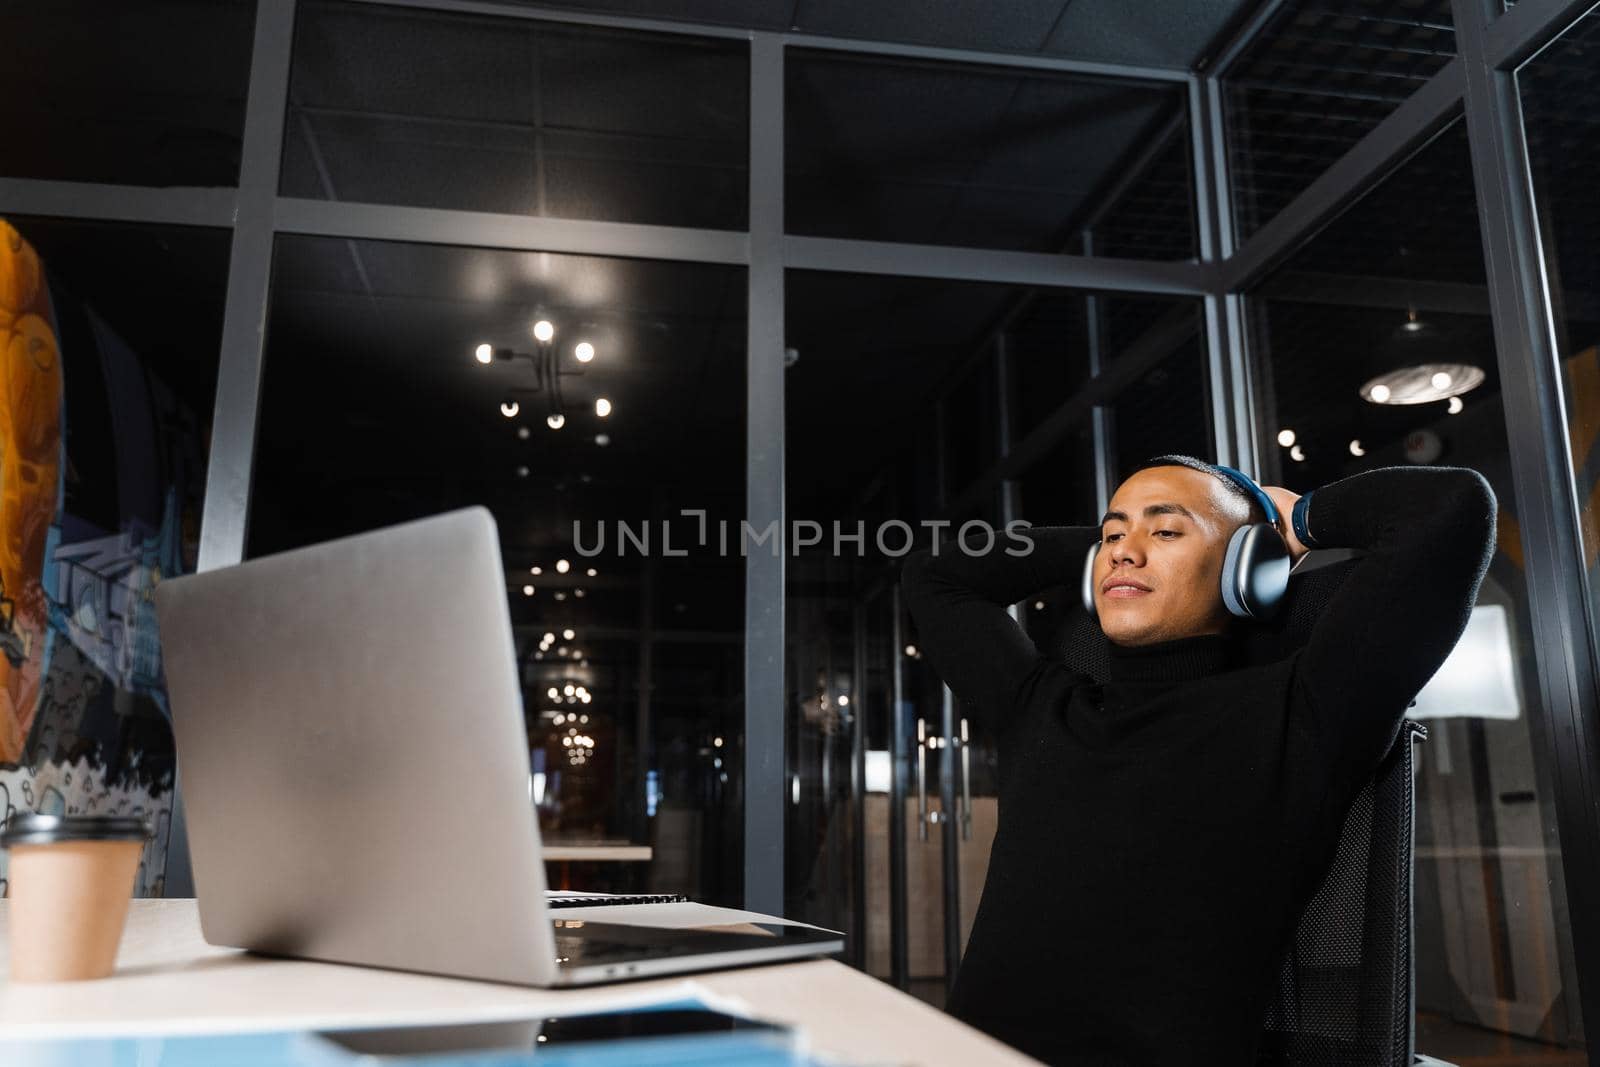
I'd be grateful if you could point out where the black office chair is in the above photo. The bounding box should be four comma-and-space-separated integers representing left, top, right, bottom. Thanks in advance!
1052, 559, 1453, 1067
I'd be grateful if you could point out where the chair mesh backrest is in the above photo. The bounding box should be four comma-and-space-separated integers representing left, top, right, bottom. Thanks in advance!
1055, 560, 1422, 1067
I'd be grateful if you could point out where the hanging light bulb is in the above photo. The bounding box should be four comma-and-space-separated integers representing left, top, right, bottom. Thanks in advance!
575, 342, 595, 363
1349, 440, 1365, 457
1369, 384, 1391, 403
594, 433, 610, 447
556, 560, 570, 574
1431, 371, 1453, 390
546, 413, 565, 430
1289, 445, 1306, 462
1276, 429, 1296, 447
533, 320, 554, 343
522, 584, 535, 596
500, 400, 520, 418
1447, 396, 1464, 414
562, 628, 575, 639
586, 567, 597, 577
595, 397, 612, 418
475, 343, 494, 365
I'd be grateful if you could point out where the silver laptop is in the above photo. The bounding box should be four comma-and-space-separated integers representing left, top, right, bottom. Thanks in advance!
153, 507, 842, 986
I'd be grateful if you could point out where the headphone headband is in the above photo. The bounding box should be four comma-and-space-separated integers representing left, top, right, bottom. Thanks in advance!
1211, 464, 1279, 525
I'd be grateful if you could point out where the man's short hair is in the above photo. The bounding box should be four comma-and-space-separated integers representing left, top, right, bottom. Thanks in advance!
1132, 454, 1268, 525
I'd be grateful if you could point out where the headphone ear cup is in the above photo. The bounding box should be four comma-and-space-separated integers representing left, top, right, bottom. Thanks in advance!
1219, 526, 1253, 618
1081, 541, 1101, 618
1220, 524, 1292, 620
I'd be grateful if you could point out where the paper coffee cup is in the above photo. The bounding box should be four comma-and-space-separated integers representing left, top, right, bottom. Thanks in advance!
2, 812, 152, 982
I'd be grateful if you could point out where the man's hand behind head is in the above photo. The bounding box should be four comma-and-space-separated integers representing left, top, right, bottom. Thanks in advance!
1262, 485, 1310, 567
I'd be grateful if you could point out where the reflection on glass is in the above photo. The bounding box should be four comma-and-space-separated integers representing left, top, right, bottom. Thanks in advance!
0, 1, 254, 187
0, 216, 228, 895
284, 1, 749, 229
786, 51, 1194, 256
1519, 8, 1600, 688
1225, 0, 1457, 241
1250, 117, 1584, 1058
251, 235, 746, 904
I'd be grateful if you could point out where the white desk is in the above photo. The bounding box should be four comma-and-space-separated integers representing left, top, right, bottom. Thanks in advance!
0, 900, 1036, 1066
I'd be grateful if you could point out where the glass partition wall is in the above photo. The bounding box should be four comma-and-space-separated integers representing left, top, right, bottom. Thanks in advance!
8, 0, 1600, 1062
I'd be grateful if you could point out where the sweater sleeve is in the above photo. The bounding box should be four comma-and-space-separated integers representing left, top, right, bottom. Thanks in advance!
900, 524, 1101, 735
1291, 465, 1497, 791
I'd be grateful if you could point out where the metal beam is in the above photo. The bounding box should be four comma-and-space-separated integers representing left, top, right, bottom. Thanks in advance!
888, 583, 910, 989
198, 0, 296, 572
1453, 0, 1600, 1058
744, 33, 786, 918
785, 235, 1209, 296
780, 32, 1187, 84
274, 197, 749, 265
0, 180, 235, 229
1191, 74, 1259, 471
1222, 58, 1465, 293
182, 0, 299, 901
1484, 0, 1597, 69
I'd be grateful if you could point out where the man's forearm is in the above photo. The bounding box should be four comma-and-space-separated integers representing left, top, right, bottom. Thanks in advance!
1293, 465, 1496, 783
900, 524, 1100, 731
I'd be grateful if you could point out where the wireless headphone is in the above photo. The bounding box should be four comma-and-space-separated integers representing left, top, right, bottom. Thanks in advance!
1080, 464, 1291, 622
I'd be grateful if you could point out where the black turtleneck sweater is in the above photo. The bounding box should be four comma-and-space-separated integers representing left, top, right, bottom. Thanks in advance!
899, 466, 1496, 1066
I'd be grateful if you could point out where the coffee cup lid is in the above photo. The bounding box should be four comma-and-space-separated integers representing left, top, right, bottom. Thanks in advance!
0, 812, 153, 848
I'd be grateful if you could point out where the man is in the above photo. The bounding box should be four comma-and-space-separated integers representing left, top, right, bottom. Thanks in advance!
900, 458, 1495, 1066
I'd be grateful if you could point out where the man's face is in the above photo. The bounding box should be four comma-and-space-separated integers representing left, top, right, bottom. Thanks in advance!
1092, 466, 1250, 647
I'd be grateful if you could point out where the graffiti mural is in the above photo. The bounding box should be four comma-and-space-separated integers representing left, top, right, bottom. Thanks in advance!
0, 218, 204, 897
0, 220, 63, 763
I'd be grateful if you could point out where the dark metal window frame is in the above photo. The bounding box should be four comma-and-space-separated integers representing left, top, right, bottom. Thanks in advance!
7, 2, 1599, 1050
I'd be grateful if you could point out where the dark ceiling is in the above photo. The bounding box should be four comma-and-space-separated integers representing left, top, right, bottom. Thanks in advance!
514, 0, 1258, 69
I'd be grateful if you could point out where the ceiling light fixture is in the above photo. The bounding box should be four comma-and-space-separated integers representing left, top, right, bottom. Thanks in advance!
1277, 429, 1296, 447
1361, 363, 1485, 406
595, 397, 612, 418
1349, 440, 1365, 457
1289, 445, 1306, 462
1447, 396, 1464, 414
474, 320, 594, 429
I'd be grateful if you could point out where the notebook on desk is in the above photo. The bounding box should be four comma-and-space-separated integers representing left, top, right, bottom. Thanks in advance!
154, 507, 843, 987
